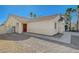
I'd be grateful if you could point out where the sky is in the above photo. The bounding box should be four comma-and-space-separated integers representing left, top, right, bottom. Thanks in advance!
0, 5, 77, 25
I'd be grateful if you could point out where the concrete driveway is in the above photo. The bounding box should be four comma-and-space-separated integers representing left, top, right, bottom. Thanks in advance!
0, 32, 79, 52
0, 36, 79, 53
23, 32, 79, 49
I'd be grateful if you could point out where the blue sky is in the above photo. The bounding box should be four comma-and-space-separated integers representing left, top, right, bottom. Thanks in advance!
0, 5, 77, 25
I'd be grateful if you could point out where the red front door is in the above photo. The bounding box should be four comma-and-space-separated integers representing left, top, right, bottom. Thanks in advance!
23, 24, 27, 32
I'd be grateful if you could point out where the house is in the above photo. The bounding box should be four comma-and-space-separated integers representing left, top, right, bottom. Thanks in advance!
71, 23, 77, 31
0, 15, 28, 34
27, 15, 65, 35
0, 14, 66, 35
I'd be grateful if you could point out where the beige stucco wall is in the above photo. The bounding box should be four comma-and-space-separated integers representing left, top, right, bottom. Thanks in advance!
0, 15, 65, 35
27, 16, 62, 35
18, 22, 23, 33
8, 16, 23, 33
0, 16, 24, 34
50, 16, 59, 35
58, 21, 65, 33
27, 20, 53, 35
0, 16, 14, 34
0, 25, 7, 34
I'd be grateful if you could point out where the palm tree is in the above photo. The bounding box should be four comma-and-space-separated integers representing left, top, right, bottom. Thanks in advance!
29, 12, 33, 17
72, 8, 76, 12
77, 5, 79, 31
65, 8, 73, 31
29, 12, 37, 18
65, 8, 77, 31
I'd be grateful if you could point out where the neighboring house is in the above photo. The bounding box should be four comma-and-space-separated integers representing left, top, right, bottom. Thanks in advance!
0, 14, 66, 35
71, 23, 77, 31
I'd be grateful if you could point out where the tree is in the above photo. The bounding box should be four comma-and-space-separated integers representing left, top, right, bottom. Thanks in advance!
29, 12, 33, 17
77, 5, 79, 31
65, 8, 73, 31
29, 12, 37, 18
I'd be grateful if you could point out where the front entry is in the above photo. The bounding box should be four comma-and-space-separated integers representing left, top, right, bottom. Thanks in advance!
23, 24, 27, 32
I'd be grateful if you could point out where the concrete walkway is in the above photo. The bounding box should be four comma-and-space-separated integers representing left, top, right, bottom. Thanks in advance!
59, 32, 71, 43
71, 32, 79, 46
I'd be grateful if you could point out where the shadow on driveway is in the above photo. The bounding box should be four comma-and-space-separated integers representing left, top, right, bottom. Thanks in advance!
52, 33, 63, 38
0, 33, 31, 41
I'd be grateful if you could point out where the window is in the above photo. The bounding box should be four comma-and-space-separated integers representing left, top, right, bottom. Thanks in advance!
55, 23, 56, 29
